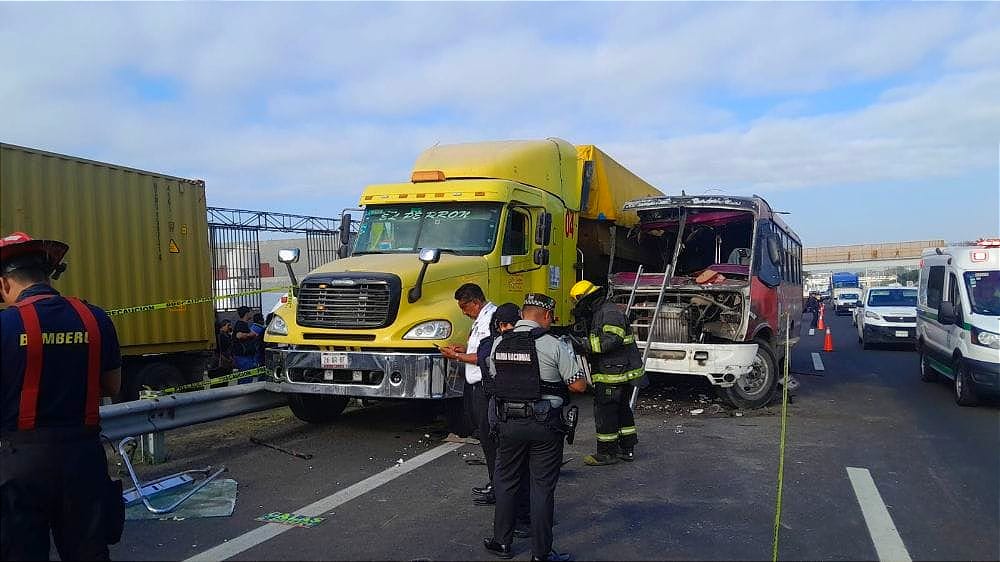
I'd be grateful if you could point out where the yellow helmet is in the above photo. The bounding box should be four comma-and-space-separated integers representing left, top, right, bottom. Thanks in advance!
570, 280, 600, 302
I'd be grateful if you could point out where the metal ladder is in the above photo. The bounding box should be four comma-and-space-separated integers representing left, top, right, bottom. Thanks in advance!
627, 264, 674, 409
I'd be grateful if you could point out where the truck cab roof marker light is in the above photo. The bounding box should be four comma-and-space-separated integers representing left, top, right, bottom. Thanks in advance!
411, 170, 446, 182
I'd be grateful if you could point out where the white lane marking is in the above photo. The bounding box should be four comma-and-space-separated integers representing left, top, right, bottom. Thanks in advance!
811, 352, 825, 371
809, 328, 815, 336
846, 467, 912, 562
186, 442, 465, 562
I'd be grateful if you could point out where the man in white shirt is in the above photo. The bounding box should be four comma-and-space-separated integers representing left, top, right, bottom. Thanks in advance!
441, 283, 497, 503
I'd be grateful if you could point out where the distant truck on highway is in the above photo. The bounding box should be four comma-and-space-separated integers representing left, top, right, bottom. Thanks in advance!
1, 143, 216, 400
830, 272, 861, 315
264, 139, 663, 422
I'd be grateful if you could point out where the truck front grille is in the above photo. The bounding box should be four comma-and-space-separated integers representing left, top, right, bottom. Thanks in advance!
883, 315, 916, 323
296, 276, 400, 329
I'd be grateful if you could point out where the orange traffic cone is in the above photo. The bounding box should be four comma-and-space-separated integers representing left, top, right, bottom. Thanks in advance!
817, 305, 826, 331
823, 327, 834, 352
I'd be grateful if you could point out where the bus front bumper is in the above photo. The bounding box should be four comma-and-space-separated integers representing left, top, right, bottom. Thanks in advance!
637, 342, 759, 387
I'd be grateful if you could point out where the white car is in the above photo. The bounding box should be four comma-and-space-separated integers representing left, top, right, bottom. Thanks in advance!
856, 286, 918, 349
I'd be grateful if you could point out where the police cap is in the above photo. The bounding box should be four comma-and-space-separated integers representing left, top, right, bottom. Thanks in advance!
523, 293, 556, 311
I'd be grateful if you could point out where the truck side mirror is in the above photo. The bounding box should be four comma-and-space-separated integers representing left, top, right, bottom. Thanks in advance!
938, 302, 957, 326
535, 212, 552, 246
339, 213, 352, 246
533, 248, 550, 266
278, 248, 300, 293
419, 248, 441, 264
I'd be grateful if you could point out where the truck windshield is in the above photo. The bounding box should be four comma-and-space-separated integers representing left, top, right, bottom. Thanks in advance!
866, 289, 917, 307
838, 293, 860, 301
964, 271, 1000, 316
354, 203, 502, 256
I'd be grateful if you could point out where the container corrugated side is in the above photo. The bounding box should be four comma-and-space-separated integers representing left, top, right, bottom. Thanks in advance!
0, 143, 215, 356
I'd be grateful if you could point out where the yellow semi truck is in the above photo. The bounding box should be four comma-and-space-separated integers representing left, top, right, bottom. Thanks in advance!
264, 138, 663, 422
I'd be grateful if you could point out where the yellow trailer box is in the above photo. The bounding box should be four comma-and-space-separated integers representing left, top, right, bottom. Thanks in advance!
577, 145, 661, 226
0, 143, 215, 358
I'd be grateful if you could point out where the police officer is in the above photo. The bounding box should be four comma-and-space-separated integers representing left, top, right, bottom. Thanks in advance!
0, 232, 124, 561
483, 294, 586, 562
569, 280, 645, 466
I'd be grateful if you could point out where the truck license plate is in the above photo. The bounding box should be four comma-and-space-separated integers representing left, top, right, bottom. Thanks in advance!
895, 331, 909, 337
321, 352, 348, 369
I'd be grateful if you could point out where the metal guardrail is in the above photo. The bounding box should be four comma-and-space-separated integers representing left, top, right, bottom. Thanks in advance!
99, 382, 287, 441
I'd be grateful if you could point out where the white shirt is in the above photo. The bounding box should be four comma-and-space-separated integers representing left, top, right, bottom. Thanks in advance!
464, 301, 496, 384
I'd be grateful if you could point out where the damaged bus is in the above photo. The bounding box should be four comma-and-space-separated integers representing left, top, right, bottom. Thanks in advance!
611, 195, 803, 408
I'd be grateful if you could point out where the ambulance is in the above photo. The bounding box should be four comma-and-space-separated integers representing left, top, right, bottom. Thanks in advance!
916, 239, 1000, 406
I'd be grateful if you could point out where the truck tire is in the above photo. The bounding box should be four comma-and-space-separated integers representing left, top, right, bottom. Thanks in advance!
954, 361, 978, 407
918, 345, 938, 382
288, 394, 350, 423
123, 362, 185, 401
720, 341, 778, 409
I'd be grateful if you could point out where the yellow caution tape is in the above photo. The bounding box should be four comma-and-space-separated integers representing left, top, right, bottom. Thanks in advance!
771, 314, 792, 561
145, 366, 269, 396
106, 286, 293, 317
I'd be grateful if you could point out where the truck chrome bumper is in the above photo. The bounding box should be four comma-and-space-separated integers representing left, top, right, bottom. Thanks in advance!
637, 341, 759, 387
265, 348, 464, 399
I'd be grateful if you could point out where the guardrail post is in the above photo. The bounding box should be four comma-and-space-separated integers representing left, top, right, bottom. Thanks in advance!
139, 432, 167, 464
136, 389, 167, 464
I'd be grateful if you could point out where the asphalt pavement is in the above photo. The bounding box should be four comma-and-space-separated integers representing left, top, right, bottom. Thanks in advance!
110, 313, 999, 561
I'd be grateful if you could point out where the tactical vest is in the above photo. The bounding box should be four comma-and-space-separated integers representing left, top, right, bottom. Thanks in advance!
493, 329, 568, 402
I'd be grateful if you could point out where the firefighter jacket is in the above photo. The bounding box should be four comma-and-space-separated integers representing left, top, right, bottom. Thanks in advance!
586, 300, 645, 386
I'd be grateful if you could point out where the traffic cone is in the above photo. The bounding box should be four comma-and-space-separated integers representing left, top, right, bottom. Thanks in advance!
817, 305, 826, 331
823, 327, 834, 352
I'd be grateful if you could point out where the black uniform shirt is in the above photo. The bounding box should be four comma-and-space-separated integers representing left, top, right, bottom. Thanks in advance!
1, 284, 121, 432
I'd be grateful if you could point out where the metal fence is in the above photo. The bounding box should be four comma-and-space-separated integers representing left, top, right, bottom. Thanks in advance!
208, 208, 346, 313
211, 226, 262, 311
306, 231, 341, 270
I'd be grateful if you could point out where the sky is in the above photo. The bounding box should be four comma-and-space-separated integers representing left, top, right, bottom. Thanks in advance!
2, 2, 998, 247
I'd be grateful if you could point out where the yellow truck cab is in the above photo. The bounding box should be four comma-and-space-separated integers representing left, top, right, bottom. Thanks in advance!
264, 139, 662, 422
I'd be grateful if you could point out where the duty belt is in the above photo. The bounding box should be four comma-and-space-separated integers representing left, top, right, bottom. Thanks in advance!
498, 400, 560, 422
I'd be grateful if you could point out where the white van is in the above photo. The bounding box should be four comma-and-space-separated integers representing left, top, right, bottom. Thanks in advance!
916, 240, 1000, 406
856, 286, 918, 348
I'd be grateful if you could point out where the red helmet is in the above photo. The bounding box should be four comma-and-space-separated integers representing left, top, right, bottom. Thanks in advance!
0, 232, 69, 276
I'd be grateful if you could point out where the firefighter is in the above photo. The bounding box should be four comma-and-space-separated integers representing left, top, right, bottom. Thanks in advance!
0, 232, 124, 561
483, 293, 586, 562
569, 280, 645, 466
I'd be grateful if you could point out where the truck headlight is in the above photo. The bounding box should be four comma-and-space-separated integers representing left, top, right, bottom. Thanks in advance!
864, 310, 881, 320
404, 320, 452, 340
267, 315, 288, 336
972, 327, 1000, 349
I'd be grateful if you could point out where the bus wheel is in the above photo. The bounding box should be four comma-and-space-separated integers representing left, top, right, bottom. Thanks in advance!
288, 394, 350, 423
720, 342, 778, 409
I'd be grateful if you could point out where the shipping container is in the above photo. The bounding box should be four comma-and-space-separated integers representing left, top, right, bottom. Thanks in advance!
1, 143, 215, 396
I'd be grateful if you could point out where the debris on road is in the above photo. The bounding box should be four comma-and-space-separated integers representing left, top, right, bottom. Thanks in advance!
256, 511, 326, 528
690, 408, 705, 415
250, 436, 314, 460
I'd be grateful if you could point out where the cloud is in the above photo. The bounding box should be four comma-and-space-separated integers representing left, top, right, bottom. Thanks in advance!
1, 1, 997, 235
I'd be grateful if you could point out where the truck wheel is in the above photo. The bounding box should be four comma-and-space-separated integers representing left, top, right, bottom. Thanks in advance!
124, 362, 185, 401
954, 361, 978, 407
288, 394, 351, 423
918, 346, 938, 382
720, 341, 778, 409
